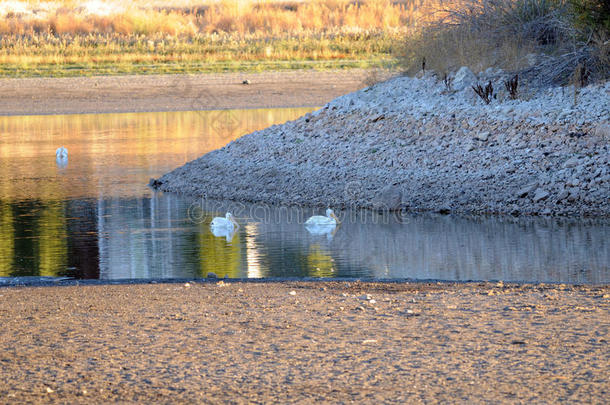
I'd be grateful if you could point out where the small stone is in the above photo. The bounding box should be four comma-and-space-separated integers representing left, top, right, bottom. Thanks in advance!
516, 182, 538, 198
556, 190, 569, 201
563, 157, 580, 168
45, 387, 54, 394
184, 283, 191, 288
593, 123, 610, 139
474, 132, 490, 141
206, 272, 217, 279
359, 294, 373, 301
567, 177, 580, 187
568, 189, 581, 202
437, 205, 451, 215
242, 79, 251, 85
369, 299, 377, 304
532, 189, 550, 202
148, 178, 162, 188
370, 114, 385, 123
362, 339, 378, 344
289, 290, 297, 296
525, 53, 540, 67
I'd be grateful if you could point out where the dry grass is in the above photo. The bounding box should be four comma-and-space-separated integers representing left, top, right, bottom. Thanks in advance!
400, 0, 609, 85
0, 0, 438, 36
0, 0, 446, 76
401, 0, 572, 75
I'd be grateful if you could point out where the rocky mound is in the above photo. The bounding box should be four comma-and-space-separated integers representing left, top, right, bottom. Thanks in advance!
154, 70, 610, 217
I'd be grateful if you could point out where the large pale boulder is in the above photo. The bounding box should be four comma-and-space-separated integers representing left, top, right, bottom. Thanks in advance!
453, 66, 477, 91
371, 184, 402, 210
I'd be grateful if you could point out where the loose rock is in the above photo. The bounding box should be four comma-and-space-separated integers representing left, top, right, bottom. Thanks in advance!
453, 67, 477, 91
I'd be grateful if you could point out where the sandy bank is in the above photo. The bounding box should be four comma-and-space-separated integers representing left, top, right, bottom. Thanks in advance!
0, 70, 377, 116
0, 281, 608, 403
155, 72, 610, 217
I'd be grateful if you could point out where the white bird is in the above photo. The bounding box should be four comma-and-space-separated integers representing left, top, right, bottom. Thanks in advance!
210, 212, 239, 230
305, 223, 338, 241
305, 208, 340, 226
55, 147, 68, 159
211, 226, 237, 242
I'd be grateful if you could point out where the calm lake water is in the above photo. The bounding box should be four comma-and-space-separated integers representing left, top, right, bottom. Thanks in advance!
0, 109, 608, 283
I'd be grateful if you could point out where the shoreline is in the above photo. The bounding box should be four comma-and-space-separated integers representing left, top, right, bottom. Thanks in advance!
3, 276, 608, 289
1, 280, 608, 403
0, 69, 383, 116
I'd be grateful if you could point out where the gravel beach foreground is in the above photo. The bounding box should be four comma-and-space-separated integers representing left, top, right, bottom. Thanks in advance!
1, 281, 608, 404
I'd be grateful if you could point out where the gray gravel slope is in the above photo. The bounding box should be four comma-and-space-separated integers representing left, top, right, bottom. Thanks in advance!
156, 73, 610, 216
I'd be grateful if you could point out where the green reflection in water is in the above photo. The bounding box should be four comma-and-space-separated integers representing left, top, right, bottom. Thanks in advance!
197, 223, 243, 279
0, 202, 14, 276
36, 202, 68, 277
0, 200, 68, 277
306, 244, 336, 278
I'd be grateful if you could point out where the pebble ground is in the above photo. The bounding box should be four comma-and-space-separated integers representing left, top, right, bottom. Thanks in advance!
1, 281, 608, 403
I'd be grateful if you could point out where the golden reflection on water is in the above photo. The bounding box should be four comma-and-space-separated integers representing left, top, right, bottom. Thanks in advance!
0, 108, 315, 200
0, 108, 315, 277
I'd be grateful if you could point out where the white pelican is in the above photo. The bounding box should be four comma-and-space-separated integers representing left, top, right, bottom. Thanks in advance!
305, 223, 338, 240
55, 147, 68, 159
305, 208, 340, 226
211, 226, 237, 242
211, 212, 239, 230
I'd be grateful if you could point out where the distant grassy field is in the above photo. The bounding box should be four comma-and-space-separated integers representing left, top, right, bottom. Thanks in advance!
0, 0, 445, 77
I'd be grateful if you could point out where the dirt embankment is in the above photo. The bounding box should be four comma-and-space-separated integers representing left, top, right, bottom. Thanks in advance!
0, 70, 377, 116
0, 281, 608, 403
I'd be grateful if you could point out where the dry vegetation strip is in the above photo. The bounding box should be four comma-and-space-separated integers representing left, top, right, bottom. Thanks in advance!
2, 1, 605, 81
0, 0, 452, 77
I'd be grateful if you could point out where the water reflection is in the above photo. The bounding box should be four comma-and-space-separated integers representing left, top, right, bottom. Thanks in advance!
0, 107, 313, 278
0, 109, 608, 283
5, 195, 606, 282
0, 108, 310, 200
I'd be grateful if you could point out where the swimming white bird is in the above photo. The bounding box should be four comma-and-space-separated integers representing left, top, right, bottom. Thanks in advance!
305, 223, 338, 241
211, 226, 237, 242
210, 212, 239, 230
305, 208, 340, 226
55, 147, 68, 159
